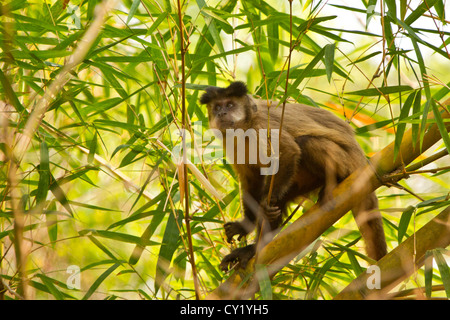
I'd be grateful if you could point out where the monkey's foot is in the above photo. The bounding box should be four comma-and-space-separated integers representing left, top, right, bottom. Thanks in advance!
220, 245, 256, 272
224, 221, 249, 243
261, 202, 281, 223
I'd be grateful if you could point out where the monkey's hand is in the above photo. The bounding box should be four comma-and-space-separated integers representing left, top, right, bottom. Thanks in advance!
220, 244, 255, 272
261, 197, 281, 223
224, 221, 249, 243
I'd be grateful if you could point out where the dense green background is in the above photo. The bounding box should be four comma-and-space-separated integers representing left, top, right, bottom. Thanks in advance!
1, 0, 449, 300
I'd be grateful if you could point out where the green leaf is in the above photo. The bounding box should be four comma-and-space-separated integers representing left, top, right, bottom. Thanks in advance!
107, 210, 159, 230
192, 46, 258, 68
398, 206, 414, 243
197, 0, 225, 55
36, 142, 50, 205
424, 250, 433, 299
434, 0, 445, 22
49, 173, 74, 217
87, 132, 97, 164
199, 251, 222, 282
285, 45, 326, 98
430, 99, 450, 156
0, 69, 25, 112
347, 251, 363, 276
129, 151, 167, 211
37, 274, 65, 300
411, 90, 422, 146
46, 201, 58, 245
127, 0, 141, 24
79, 229, 159, 246
82, 262, 121, 300
88, 235, 118, 261
346, 85, 413, 97
385, 0, 397, 18
256, 264, 272, 300
267, 21, 279, 63
394, 91, 416, 160
433, 249, 450, 298
155, 210, 182, 293
129, 196, 169, 265
324, 43, 335, 83
404, 0, 438, 25
400, 0, 407, 21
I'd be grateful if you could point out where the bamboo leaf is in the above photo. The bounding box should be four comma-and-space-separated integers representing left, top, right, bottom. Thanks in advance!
82, 262, 121, 300
398, 206, 414, 243
126, 0, 140, 24
36, 142, 50, 205
394, 91, 416, 159
285, 45, 326, 98
404, 0, 438, 25
433, 249, 450, 298
155, 210, 182, 293
267, 21, 279, 63
79, 229, 159, 246
424, 250, 433, 299
324, 42, 335, 83
346, 85, 413, 96
49, 173, 74, 217
256, 264, 272, 300
431, 99, 450, 155
37, 274, 65, 300
87, 132, 97, 164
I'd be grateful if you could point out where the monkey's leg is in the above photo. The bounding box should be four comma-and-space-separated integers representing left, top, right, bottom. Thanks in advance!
352, 192, 387, 260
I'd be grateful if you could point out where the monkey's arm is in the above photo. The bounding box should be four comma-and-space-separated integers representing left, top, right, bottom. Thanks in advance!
224, 171, 263, 243
261, 132, 301, 223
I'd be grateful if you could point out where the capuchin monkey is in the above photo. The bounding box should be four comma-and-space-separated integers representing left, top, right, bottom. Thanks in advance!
200, 81, 387, 272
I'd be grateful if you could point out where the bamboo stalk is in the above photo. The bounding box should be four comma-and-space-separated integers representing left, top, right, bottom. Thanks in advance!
176, 0, 201, 300
334, 205, 450, 300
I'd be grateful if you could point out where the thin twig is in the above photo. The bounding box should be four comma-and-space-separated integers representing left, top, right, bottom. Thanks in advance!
176, 0, 201, 300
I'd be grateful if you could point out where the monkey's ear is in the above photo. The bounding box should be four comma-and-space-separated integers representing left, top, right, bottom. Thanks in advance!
200, 87, 218, 104
249, 97, 257, 112
225, 81, 248, 97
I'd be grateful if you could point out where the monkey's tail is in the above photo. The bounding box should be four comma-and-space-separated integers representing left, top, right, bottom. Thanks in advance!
352, 192, 387, 261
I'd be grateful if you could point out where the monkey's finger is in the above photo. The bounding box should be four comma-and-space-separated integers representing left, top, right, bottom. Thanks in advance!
220, 255, 237, 272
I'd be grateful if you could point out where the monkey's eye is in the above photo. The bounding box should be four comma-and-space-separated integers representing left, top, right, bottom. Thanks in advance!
214, 105, 221, 112
227, 103, 234, 108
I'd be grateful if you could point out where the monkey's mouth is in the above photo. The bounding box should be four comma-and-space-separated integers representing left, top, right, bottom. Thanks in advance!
212, 119, 239, 130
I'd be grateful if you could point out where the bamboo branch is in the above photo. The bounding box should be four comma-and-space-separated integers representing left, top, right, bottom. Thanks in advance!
334, 205, 450, 300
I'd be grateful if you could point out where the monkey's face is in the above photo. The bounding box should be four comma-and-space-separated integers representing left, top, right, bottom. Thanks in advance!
207, 97, 249, 131
200, 82, 256, 132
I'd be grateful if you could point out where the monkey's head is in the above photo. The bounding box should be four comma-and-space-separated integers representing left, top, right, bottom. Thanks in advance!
200, 81, 257, 132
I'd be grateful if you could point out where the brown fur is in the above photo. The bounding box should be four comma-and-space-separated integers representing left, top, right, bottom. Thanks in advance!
201, 82, 387, 271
